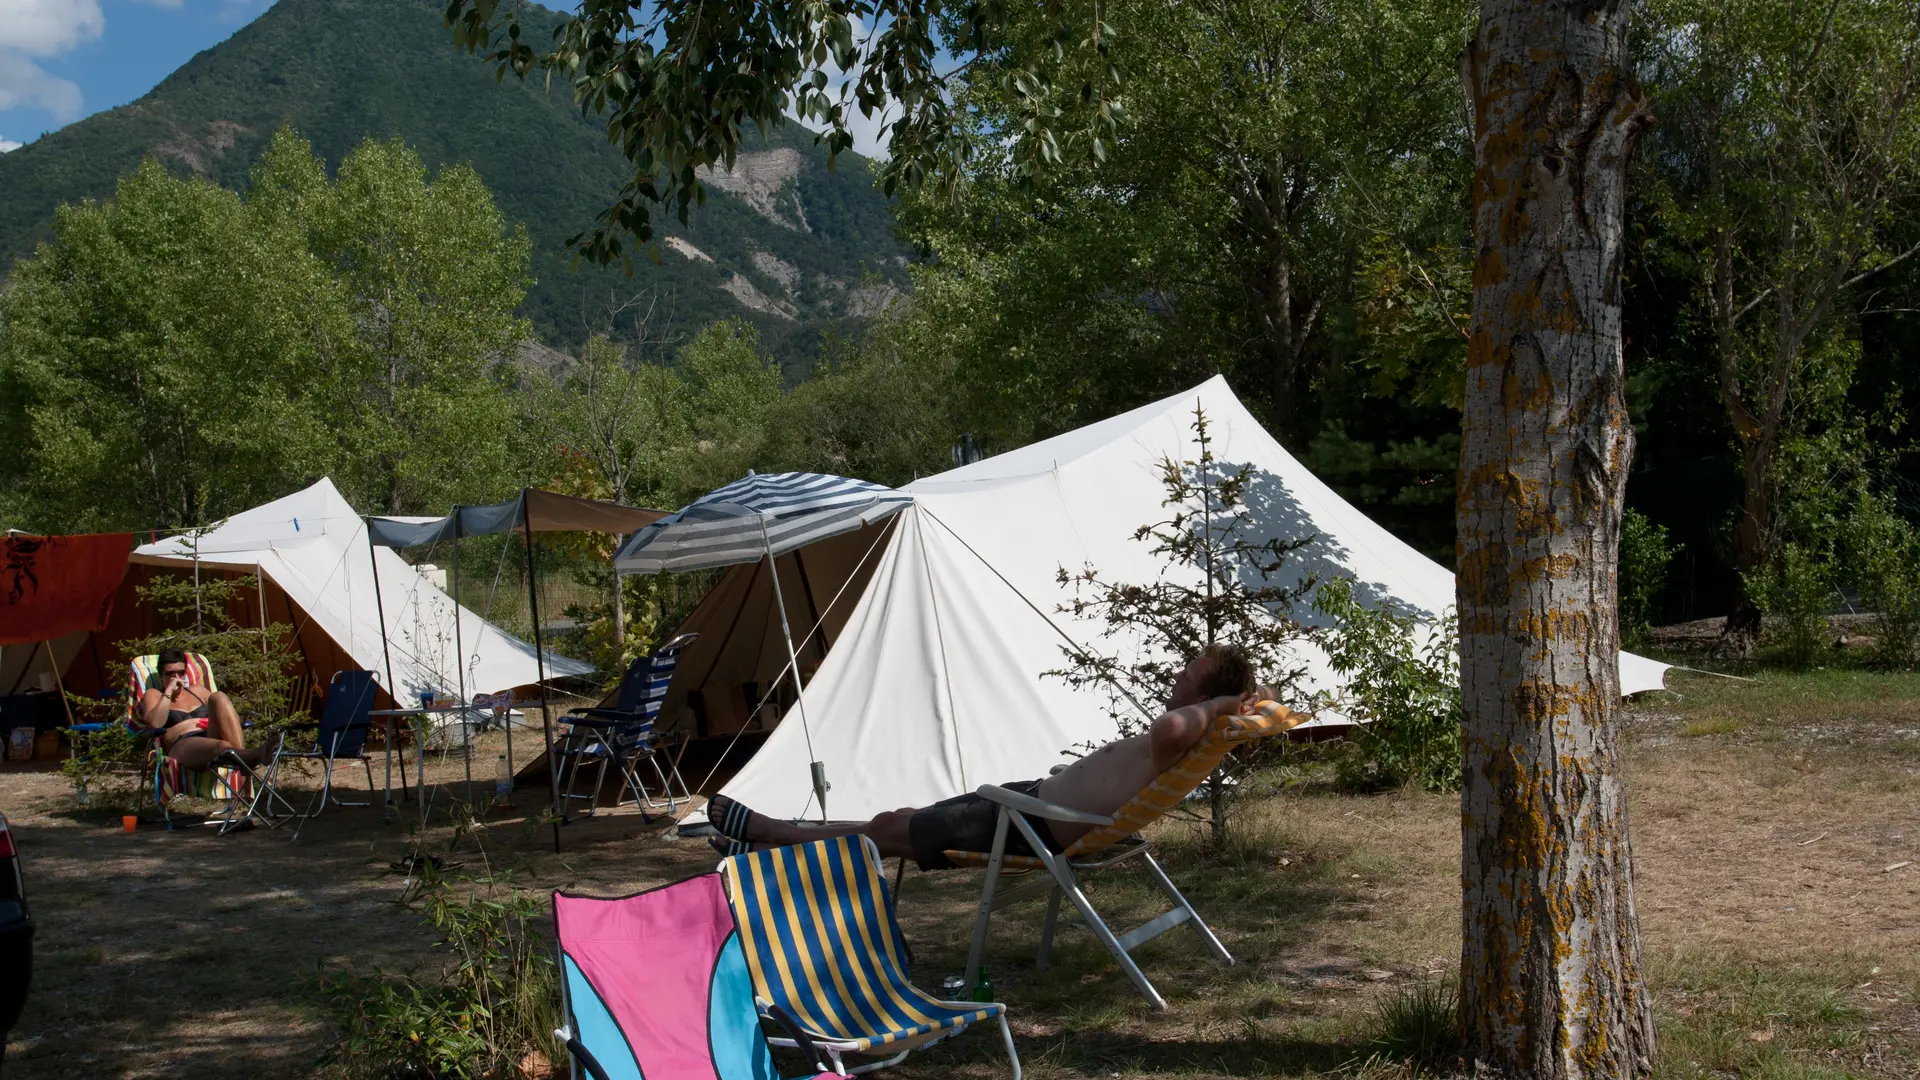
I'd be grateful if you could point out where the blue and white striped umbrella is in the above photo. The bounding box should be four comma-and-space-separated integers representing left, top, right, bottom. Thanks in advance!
611, 472, 912, 574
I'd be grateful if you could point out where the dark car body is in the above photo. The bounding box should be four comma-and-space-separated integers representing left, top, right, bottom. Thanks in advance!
0, 811, 32, 1067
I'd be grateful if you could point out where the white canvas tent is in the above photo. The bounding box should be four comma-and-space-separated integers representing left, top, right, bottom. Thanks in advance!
697, 377, 1670, 822
0, 630, 87, 697
130, 478, 591, 702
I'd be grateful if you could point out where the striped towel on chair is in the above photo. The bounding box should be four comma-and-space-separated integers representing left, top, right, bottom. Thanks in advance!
943, 700, 1301, 869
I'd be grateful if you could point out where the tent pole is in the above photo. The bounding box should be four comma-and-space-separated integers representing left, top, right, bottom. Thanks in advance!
192, 532, 202, 632
451, 511, 472, 814
520, 490, 559, 853
368, 521, 407, 815
40, 638, 74, 731
760, 517, 826, 823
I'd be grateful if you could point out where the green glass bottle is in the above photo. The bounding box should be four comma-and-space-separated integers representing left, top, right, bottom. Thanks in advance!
971, 966, 994, 1003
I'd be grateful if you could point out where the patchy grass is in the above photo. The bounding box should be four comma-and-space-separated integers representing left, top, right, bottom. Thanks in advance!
1680, 716, 1745, 737
1648, 952, 1917, 1080
1366, 980, 1461, 1071
1, 667, 1914, 1079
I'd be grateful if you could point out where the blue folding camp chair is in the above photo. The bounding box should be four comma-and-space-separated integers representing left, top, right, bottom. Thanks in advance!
264, 669, 377, 821
553, 873, 839, 1080
556, 633, 695, 821
720, 836, 1023, 1077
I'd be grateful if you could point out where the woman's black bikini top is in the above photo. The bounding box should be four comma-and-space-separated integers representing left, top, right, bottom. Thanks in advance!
164, 702, 212, 728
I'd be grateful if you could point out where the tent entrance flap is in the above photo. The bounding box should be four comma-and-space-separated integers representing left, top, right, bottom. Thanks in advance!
655, 519, 893, 742
615, 473, 910, 814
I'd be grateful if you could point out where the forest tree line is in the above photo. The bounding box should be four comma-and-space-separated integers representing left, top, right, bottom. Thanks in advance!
2, 0, 1917, 657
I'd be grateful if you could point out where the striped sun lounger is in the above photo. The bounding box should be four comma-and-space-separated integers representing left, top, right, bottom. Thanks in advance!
948, 700, 1302, 1010
721, 836, 1023, 1077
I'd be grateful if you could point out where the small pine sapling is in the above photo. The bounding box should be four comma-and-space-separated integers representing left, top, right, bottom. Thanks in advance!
1050, 405, 1315, 846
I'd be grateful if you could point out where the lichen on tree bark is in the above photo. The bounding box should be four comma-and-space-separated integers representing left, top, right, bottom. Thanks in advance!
1457, 1, 1657, 1077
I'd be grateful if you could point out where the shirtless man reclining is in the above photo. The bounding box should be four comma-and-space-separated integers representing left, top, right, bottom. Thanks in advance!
708, 644, 1284, 867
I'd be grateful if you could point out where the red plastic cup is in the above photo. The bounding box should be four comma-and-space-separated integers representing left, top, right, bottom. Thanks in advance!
122, 815, 137, 833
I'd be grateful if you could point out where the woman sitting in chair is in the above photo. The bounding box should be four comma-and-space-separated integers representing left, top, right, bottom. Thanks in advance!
139, 648, 277, 770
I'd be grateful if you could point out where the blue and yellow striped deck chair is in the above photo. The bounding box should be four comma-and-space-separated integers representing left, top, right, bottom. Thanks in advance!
721, 836, 1023, 1078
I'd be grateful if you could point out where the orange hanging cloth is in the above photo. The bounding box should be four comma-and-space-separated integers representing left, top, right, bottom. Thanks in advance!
0, 533, 134, 646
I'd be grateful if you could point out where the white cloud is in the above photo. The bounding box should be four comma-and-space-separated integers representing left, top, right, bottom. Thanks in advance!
0, 138, 22, 153
0, 0, 105, 57
0, 52, 84, 122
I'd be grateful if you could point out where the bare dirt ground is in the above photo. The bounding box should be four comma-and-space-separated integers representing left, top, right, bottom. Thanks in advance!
2, 669, 1915, 1079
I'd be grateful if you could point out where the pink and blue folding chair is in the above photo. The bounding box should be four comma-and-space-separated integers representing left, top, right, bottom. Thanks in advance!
553, 873, 841, 1080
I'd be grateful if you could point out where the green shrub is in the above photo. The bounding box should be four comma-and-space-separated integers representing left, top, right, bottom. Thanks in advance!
119, 572, 309, 736
59, 705, 145, 812
62, 570, 310, 804
1312, 576, 1461, 792
1746, 542, 1835, 670
1841, 492, 1920, 668
1050, 405, 1315, 846
322, 866, 558, 1079
1619, 508, 1677, 650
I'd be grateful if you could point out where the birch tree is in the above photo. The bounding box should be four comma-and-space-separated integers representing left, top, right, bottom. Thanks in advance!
1458, 0, 1656, 1075
0, 159, 348, 532
250, 129, 534, 515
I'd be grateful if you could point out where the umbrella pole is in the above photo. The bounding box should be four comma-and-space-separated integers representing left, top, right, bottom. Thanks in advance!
521, 491, 559, 853
367, 523, 407, 816
760, 517, 826, 823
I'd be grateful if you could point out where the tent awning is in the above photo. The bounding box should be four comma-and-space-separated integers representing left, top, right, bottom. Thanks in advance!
367, 489, 668, 549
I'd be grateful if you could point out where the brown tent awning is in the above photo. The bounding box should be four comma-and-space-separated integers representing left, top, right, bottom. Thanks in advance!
522, 489, 667, 535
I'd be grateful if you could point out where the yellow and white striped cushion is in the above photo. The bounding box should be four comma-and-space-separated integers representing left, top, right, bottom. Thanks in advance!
944, 700, 1300, 866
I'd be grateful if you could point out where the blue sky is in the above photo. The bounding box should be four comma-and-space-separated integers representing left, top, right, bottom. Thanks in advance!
0, 0, 893, 157
0, 0, 277, 153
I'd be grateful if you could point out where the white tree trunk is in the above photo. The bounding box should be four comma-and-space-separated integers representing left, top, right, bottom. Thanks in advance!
1457, 1, 1657, 1076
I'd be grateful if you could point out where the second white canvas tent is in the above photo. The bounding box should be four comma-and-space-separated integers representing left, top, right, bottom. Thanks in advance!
695, 377, 1670, 822
131, 478, 592, 702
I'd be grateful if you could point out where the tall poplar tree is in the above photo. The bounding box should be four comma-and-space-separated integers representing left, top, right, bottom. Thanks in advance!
1458, 0, 1656, 1074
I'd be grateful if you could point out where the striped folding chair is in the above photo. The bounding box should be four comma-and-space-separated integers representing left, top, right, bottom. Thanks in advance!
553, 873, 839, 1080
556, 632, 696, 821
120, 653, 277, 833
948, 700, 1302, 1010
721, 836, 1022, 1078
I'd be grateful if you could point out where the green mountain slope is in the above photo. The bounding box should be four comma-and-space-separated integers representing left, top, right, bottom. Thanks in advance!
0, 0, 907, 362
